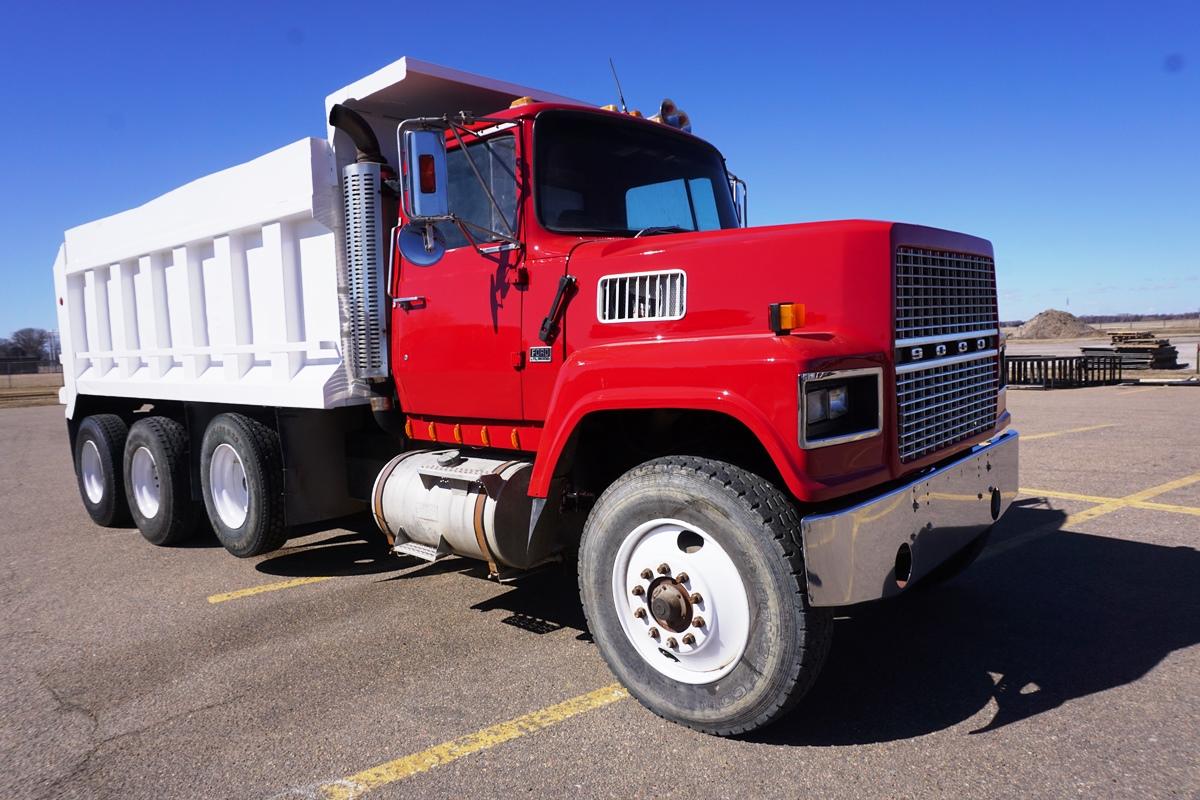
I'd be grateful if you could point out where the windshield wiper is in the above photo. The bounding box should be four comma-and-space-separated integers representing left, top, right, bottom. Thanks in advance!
634, 225, 691, 238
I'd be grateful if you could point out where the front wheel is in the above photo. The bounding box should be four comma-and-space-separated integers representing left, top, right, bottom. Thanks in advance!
579, 456, 832, 736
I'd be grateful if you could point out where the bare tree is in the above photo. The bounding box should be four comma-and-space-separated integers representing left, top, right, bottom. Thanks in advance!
8, 328, 50, 359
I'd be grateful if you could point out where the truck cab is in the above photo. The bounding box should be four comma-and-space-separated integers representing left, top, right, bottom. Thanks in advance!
55, 57, 1017, 736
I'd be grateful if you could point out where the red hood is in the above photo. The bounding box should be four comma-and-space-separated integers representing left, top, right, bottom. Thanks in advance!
565, 220, 961, 359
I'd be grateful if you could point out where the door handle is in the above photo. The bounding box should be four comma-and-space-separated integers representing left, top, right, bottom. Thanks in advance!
392, 296, 426, 310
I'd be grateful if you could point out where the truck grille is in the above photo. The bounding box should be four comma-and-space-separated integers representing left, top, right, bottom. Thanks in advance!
895, 247, 997, 341
897, 357, 998, 462
894, 246, 1000, 462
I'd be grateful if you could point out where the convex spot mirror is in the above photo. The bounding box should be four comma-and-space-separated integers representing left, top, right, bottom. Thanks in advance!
398, 127, 449, 265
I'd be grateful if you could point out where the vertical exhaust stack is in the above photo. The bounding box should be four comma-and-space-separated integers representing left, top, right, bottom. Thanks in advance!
330, 104, 392, 383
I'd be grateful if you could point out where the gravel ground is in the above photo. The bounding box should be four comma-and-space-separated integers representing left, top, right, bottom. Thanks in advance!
1, 387, 1197, 799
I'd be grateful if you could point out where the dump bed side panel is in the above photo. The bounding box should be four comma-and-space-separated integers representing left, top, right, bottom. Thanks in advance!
54, 138, 361, 417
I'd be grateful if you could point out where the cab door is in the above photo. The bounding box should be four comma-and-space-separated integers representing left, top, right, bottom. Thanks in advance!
391, 134, 523, 421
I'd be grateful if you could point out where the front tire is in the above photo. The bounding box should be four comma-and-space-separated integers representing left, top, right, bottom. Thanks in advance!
74, 414, 131, 527
123, 416, 202, 546
579, 456, 832, 736
199, 413, 286, 558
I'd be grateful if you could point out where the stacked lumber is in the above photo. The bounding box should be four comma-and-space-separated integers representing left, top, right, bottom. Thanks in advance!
1080, 332, 1181, 369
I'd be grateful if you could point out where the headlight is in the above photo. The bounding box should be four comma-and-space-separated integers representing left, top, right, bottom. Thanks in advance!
805, 385, 850, 424
806, 389, 829, 423
827, 385, 849, 418
799, 368, 883, 449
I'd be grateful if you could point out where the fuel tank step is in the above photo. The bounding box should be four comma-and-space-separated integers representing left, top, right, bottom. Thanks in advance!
393, 541, 447, 562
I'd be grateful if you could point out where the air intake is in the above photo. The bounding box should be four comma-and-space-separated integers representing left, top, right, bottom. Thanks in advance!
597, 270, 687, 323
342, 162, 387, 381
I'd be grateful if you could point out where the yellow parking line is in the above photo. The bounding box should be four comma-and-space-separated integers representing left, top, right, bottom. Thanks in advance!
1136, 500, 1200, 517
1021, 487, 1200, 517
1020, 487, 1113, 504
207, 576, 333, 604
1021, 423, 1115, 442
1065, 472, 1200, 526
986, 474, 1200, 562
1117, 386, 1161, 396
317, 684, 630, 799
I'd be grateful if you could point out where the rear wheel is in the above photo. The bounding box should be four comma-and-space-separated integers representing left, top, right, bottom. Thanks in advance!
579, 456, 832, 736
199, 413, 286, 557
74, 414, 131, 527
123, 416, 202, 546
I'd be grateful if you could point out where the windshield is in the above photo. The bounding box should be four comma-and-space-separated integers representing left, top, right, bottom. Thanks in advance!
534, 110, 739, 236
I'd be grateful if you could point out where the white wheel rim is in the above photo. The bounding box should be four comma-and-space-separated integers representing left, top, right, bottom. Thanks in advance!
209, 443, 249, 529
130, 446, 161, 519
611, 518, 751, 685
81, 440, 104, 504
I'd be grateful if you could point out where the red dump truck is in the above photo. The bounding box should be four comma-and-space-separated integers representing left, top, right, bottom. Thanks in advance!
52, 58, 1017, 734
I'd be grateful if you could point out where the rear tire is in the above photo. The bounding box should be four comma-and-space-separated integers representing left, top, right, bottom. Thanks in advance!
199, 413, 286, 558
579, 456, 832, 736
123, 416, 202, 546
74, 414, 131, 527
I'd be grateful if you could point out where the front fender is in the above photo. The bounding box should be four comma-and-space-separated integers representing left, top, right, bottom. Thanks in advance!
528, 334, 891, 502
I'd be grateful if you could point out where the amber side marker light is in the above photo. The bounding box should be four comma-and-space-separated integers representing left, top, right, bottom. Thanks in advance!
768, 302, 805, 334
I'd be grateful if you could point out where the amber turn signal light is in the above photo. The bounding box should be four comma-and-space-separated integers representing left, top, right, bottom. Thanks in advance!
768, 302, 805, 334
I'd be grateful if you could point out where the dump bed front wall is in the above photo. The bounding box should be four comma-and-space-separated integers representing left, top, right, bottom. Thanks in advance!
54, 138, 363, 415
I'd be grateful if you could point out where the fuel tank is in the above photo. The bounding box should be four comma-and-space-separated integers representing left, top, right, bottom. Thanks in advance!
371, 449, 560, 572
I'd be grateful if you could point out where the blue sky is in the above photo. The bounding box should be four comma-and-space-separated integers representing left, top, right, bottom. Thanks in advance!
0, 0, 1196, 333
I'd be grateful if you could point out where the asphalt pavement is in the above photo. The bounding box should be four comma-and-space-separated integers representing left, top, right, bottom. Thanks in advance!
1, 385, 1197, 799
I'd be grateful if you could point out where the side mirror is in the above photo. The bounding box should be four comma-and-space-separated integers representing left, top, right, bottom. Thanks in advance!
398, 126, 449, 265
401, 129, 448, 219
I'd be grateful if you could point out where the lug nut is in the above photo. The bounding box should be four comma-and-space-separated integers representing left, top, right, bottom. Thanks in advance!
648, 627, 660, 640
689, 592, 703, 604
657, 563, 671, 575
692, 616, 706, 628
675, 572, 689, 584
631, 585, 645, 596
666, 637, 678, 649
682, 633, 696, 646
640, 568, 653, 580
633, 607, 647, 620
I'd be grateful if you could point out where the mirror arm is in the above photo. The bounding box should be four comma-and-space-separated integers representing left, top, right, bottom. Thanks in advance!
453, 217, 521, 252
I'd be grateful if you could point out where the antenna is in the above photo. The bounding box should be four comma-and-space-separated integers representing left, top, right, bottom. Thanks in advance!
609, 58, 628, 113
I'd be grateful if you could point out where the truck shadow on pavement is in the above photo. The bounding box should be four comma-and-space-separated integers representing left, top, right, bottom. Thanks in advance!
752, 498, 1200, 745
253, 516, 408, 578
243, 497, 1200, 746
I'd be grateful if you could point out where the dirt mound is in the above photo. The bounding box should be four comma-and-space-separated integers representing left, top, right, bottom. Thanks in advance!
1010, 309, 1102, 339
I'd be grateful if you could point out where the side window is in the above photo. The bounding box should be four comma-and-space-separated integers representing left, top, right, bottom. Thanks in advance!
438, 136, 517, 250
625, 177, 722, 232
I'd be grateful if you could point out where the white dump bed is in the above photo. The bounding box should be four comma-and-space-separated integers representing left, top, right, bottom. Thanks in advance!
54, 57, 581, 417
54, 138, 348, 414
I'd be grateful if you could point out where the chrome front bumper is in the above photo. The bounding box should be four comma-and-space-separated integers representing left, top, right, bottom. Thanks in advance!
800, 429, 1019, 607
